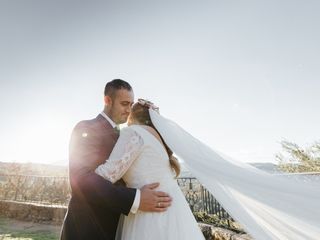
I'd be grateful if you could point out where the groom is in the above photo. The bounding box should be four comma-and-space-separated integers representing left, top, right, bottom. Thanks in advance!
60, 79, 172, 240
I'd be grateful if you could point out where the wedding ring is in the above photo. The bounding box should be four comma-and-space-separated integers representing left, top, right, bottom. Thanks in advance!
158, 202, 161, 207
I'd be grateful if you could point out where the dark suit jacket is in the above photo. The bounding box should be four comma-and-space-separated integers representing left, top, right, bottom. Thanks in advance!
60, 114, 136, 240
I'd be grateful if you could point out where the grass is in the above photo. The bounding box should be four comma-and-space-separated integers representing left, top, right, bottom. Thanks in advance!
0, 217, 60, 240
2, 231, 57, 240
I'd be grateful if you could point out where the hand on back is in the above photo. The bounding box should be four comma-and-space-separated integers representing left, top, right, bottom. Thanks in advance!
139, 182, 172, 212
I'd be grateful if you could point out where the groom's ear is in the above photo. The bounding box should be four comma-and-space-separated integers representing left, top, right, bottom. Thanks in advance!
104, 95, 112, 106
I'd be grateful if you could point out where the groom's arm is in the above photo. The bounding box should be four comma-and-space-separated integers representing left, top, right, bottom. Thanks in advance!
68, 121, 136, 215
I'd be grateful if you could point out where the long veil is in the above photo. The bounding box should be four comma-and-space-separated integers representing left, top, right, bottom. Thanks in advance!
149, 109, 320, 240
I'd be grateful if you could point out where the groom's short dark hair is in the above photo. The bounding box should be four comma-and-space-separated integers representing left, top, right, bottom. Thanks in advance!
104, 79, 132, 98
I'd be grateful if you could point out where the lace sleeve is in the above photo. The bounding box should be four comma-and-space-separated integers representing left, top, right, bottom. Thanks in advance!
95, 127, 144, 183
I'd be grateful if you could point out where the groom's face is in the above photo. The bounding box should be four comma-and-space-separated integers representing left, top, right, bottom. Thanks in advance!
107, 89, 134, 124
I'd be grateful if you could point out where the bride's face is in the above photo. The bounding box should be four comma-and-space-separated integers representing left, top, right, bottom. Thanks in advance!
127, 115, 138, 126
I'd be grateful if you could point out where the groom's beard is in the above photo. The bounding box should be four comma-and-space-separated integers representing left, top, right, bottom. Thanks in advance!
119, 113, 130, 124
109, 107, 129, 124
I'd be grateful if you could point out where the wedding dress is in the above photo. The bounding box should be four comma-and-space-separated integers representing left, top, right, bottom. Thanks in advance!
95, 125, 205, 240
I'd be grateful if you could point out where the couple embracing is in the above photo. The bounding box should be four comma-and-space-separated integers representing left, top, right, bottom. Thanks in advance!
60, 79, 205, 240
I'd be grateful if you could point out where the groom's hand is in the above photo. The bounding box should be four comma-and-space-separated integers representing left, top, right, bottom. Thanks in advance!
139, 182, 172, 212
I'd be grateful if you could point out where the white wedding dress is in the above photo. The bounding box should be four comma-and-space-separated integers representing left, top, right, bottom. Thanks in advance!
95, 125, 205, 240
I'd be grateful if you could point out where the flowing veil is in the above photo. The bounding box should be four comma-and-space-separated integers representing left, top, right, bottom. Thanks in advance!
149, 109, 320, 240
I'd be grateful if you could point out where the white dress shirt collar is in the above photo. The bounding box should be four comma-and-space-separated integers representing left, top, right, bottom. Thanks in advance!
100, 112, 117, 128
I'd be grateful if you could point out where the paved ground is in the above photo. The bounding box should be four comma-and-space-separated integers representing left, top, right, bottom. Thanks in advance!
0, 217, 60, 240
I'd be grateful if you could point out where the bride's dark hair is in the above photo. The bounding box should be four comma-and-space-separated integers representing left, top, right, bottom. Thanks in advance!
128, 102, 181, 177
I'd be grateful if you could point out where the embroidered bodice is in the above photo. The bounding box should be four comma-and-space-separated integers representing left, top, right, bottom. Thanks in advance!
95, 125, 175, 189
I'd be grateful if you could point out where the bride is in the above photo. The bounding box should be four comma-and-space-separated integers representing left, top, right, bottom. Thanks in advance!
96, 98, 320, 240
95, 99, 205, 240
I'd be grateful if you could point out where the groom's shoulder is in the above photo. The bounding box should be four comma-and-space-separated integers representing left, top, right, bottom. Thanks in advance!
70, 118, 103, 142
73, 116, 101, 133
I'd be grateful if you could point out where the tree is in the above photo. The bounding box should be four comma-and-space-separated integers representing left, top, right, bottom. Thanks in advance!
276, 140, 320, 173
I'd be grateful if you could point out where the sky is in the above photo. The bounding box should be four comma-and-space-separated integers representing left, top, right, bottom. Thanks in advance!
0, 0, 319, 165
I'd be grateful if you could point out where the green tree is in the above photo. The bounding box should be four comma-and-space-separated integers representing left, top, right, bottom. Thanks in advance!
276, 140, 320, 173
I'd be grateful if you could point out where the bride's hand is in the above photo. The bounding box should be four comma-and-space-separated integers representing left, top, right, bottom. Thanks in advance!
139, 182, 172, 212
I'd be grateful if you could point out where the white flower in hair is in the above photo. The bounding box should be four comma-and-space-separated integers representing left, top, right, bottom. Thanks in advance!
137, 98, 160, 113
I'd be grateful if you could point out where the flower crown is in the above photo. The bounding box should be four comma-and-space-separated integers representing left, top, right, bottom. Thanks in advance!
137, 98, 159, 113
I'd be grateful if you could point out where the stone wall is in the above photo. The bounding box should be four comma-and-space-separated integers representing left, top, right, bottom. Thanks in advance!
0, 200, 66, 224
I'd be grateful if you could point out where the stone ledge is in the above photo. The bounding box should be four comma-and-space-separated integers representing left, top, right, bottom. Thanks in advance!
0, 200, 66, 224
199, 223, 252, 240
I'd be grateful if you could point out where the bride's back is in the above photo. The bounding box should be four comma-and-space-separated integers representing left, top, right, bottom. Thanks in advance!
122, 125, 176, 190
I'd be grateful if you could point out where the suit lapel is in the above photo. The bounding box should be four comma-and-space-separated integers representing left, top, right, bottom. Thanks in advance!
96, 114, 119, 140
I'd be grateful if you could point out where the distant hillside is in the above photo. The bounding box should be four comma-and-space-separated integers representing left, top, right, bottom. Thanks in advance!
0, 162, 68, 176
179, 161, 280, 178
249, 162, 280, 173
